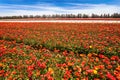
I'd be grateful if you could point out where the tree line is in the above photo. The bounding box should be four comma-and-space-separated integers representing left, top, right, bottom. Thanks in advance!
0, 13, 120, 19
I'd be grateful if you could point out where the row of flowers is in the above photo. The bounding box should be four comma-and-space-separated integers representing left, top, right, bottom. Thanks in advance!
0, 23, 120, 57
0, 22, 120, 79
0, 40, 120, 79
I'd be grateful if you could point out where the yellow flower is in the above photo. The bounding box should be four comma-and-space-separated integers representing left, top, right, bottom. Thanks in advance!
48, 68, 54, 74
89, 46, 92, 48
93, 70, 97, 74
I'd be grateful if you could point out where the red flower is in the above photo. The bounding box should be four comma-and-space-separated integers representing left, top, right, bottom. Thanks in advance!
81, 61, 86, 67
63, 70, 71, 79
99, 54, 105, 59
27, 65, 35, 72
86, 69, 93, 73
106, 72, 116, 80
111, 56, 119, 61
37, 61, 46, 69
62, 50, 68, 56
28, 71, 32, 78
107, 65, 112, 69
0, 70, 4, 77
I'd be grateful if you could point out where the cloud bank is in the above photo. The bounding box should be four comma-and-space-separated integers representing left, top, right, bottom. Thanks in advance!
0, 3, 120, 16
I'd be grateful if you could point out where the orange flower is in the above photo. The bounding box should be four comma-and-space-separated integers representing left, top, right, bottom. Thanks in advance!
67, 62, 74, 66
0, 63, 3, 67
95, 57, 99, 62
48, 68, 54, 74
94, 78, 100, 80
94, 66, 99, 70
36, 70, 40, 76
88, 53, 92, 58
76, 66, 82, 73
80, 54, 85, 57
76, 78, 80, 80
116, 66, 120, 71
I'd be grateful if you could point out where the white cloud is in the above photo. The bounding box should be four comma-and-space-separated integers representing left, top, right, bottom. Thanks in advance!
0, 3, 120, 16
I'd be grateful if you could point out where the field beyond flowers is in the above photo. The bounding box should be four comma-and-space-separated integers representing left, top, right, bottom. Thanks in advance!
0, 22, 120, 80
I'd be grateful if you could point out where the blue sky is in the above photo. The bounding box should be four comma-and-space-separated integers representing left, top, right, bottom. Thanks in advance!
0, 0, 120, 16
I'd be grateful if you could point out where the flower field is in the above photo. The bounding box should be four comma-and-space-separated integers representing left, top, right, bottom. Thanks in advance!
0, 22, 120, 80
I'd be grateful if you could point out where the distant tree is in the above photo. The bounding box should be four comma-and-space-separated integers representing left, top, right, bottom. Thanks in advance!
111, 13, 120, 18
23, 15, 29, 18
91, 14, 100, 18
77, 14, 82, 18
0, 13, 120, 19
83, 14, 89, 18
29, 15, 34, 18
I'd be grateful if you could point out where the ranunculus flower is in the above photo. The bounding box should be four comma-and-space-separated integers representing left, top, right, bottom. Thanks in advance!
48, 68, 54, 74
106, 72, 116, 80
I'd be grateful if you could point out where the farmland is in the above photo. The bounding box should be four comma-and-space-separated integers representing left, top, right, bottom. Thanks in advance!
0, 22, 120, 80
